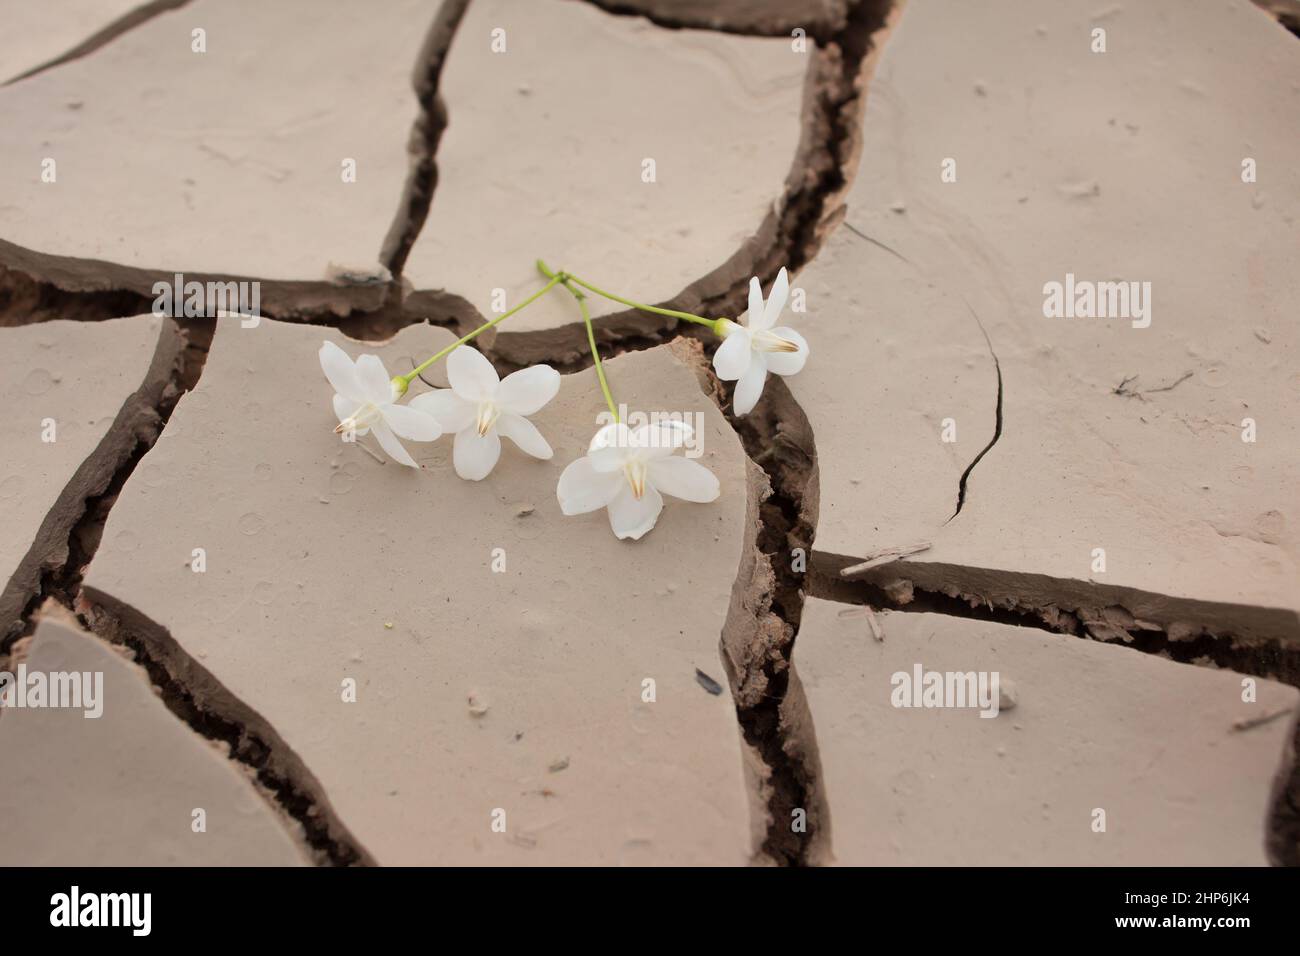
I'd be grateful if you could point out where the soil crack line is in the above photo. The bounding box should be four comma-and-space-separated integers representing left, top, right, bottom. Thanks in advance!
947, 301, 1002, 522
378, 0, 472, 279
76, 597, 369, 865
4, 0, 193, 86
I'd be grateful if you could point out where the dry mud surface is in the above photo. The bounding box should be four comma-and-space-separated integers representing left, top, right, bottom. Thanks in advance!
0, 0, 1297, 866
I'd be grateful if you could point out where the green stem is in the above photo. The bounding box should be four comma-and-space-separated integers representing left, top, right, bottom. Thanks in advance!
536, 260, 724, 334
537, 260, 619, 422
398, 274, 565, 387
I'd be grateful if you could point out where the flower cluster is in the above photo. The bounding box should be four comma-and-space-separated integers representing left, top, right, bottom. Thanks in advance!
320, 266, 809, 539
321, 341, 556, 479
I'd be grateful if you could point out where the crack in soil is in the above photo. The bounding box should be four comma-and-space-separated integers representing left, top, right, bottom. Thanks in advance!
378, 0, 472, 279
0, 0, 905, 868
725, 377, 826, 865
485, 0, 894, 368
0, 263, 486, 344
0, 320, 193, 641
578, 0, 851, 37
78, 597, 367, 866
809, 550, 1300, 866
0, 0, 892, 354
653, 340, 825, 865
4, 0, 192, 86
0, 267, 155, 327
1, 317, 185, 646
464, 0, 899, 864
2, 315, 366, 865
1252, 0, 1300, 38
947, 302, 1003, 521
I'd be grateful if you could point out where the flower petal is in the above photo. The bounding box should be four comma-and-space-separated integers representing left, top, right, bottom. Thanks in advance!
383, 403, 443, 442
712, 326, 752, 381
633, 420, 695, 459
497, 412, 552, 459
607, 483, 664, 540
557, 456, 624, 514
319, 341, 366, 404
496, 364, 560, 415
409, 389, 476, 432
732, 354, 769, 416
587, 446, 627, 473
446, 346, 500, 402
745, 276, 765, 330
371, 420, 418, 468
354, 353, 395, 405
761, 267, 789, 330
648, 456, 720, 502
762, 327, 809, 376
589, 422, 631, 452
452, 426, 501, 480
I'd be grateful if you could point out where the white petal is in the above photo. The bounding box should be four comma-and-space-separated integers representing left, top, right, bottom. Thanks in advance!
409, 389, 476, 432
648, 456, 720, 502
712, 326, 752, 381
633, 420, 694, 459
587, 446, 627, 473
496, 364, 560, 415
371, 420, 418, 468
732, 355, 769, 416
319, 341, 366, 404
589, 422, 632, 452
446, 346, 500, 402
332, 393, 353, 424
761, 267, 790, 330
607, 484, 664, 540
557, 457, 624, 514
496, 412, 552, 459
745, 276, 765, 330
383, 403, 443, 442
453, 426, 501, 480
762, 327, 809, 377
354, 353, 395, 405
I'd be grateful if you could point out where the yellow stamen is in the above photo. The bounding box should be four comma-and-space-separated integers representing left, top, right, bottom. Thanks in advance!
475, 402, 500, 437
624, 459, 647, 499
754, 330, 800, 353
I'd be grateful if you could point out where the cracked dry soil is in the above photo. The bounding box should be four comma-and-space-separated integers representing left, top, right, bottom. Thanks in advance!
1, 0, 1298, 867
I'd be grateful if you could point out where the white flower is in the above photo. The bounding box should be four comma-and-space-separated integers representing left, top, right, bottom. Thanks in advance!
711, 266, 809, 416
320, 341, 442, 468
556, 421, 720, 540
408, 346, 559, 481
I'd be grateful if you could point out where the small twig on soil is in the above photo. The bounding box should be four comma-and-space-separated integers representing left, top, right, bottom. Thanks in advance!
840, 541, 932, 577
863, 605, 885, 642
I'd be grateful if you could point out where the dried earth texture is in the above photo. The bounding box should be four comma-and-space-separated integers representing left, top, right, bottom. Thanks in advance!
794, 598, 1299, 865
0, 0, 443, 315
0, 606, 309, 865
583, 0, 852, 36
81, 317, 765, 865
0, 316, 180, 641
1, 0, 1297, 868
403, 0, 809, 357
792, 0, 1300, 647
0, 0, 161, 83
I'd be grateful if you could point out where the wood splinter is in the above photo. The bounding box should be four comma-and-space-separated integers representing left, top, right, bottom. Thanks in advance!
863, 605, 885, 642
839, 541, 932, 577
